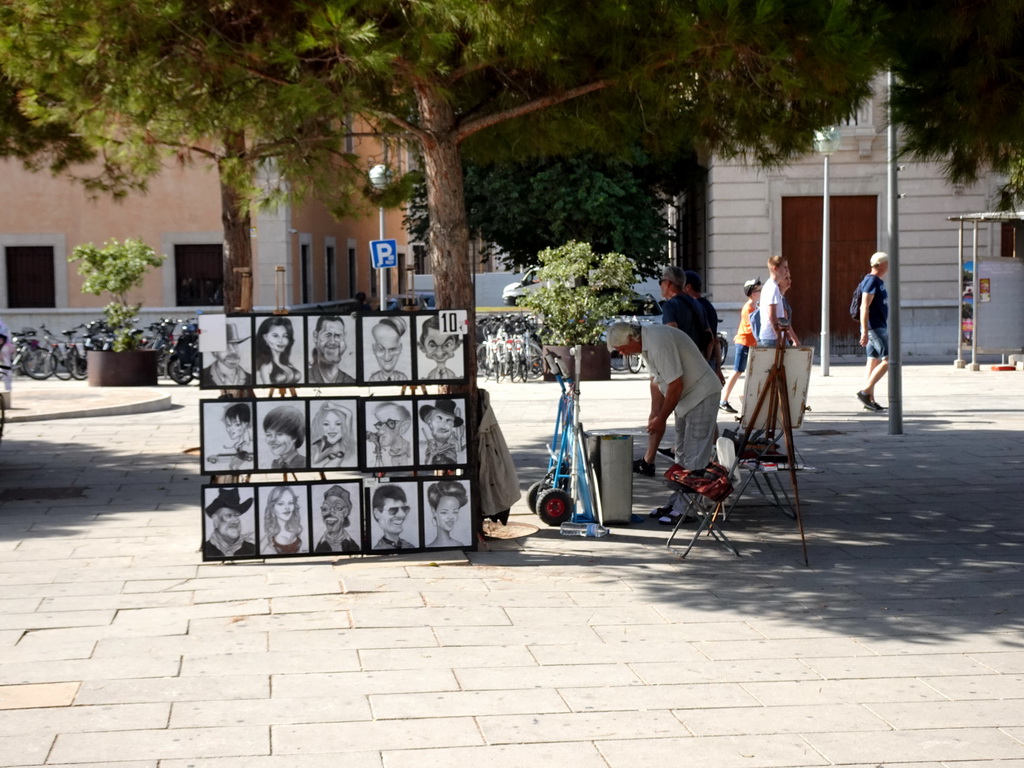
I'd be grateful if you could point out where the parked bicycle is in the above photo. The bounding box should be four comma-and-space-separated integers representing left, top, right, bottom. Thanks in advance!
8, 329, 52, 380
35, 324, 88, 381
475, 313, 543, 382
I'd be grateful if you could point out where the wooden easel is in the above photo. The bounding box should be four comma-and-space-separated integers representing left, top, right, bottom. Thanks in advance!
736, 325, 809, 566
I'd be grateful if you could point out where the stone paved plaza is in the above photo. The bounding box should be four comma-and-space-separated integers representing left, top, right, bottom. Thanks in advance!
0, 362, 1022, 766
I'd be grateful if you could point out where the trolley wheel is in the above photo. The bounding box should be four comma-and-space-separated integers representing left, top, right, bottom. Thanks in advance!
526, 480, 547, 514
536, 487, 574, 527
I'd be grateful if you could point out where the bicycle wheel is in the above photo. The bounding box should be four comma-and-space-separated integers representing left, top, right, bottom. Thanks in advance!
526, 341, 544, 379
52, 351, 73, 381
23, 348, 55, 380
475, 342, 491, 379
627, 353, 644, 374
69, 348, 88, 380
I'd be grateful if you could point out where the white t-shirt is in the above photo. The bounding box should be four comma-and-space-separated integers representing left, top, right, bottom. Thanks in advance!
641, 324, 721, 414
758, 278, 783, 342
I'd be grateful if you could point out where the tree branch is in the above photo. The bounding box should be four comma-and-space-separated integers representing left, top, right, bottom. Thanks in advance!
455, 78, 614, 143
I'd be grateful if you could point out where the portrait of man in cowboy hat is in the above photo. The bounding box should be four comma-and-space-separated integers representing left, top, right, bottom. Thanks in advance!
202, 486, 257, 559
201, 321, 252, 388
418, 398, 467, 466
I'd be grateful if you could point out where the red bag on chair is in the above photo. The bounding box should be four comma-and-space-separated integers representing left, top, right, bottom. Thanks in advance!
665, 462, 733, 502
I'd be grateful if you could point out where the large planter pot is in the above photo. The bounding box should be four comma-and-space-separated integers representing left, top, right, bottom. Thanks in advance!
542, 344, 611, 382
87, 350, 159, 387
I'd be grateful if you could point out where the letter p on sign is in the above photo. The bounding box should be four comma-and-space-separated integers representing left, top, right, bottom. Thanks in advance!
370, 239, 398, 269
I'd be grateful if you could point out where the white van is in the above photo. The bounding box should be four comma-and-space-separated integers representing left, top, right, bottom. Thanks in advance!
500, 268, 540, 306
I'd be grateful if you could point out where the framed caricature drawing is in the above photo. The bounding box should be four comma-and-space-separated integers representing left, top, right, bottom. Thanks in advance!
308, 399, 359, 470
252, 315, 305, 387
200, 318, 253, 389
367, 481, 420, 552
416, 397, 468, 467
360, 315, 414, 384
255, 400, 309, 471
307, 314, 358, 385
309, 481, 363, 553
257, 484, 311, 556
422, 478, 472, 549
361, 397, 417, 471
414, 313, 467, 383
202, 485, 258, 560
200, 400, 255, 473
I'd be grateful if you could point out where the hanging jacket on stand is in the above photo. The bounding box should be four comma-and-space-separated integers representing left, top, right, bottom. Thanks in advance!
477, 388, 521, 525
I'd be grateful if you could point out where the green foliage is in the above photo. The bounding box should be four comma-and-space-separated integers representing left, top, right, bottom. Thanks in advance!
520, 241, 634, 346
883, 0, 1024, 208
69, 238, 165, 351
407, 149, 702, 277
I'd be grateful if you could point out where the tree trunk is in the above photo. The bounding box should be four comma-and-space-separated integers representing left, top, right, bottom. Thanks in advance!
219, 132, 254, 313
415, 83, 478, 388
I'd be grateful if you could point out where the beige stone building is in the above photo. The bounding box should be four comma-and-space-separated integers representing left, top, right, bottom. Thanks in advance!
0, 141, 416, 332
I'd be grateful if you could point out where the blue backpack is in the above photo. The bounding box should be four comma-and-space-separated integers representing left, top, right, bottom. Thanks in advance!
850, 281, 863, 321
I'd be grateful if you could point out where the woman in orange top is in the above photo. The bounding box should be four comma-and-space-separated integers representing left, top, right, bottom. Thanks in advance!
719, 278, 761, 414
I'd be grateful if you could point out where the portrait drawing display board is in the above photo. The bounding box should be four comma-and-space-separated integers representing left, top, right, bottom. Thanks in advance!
361, 397, 417, 472
309, 481, 364, 554
359, 315, 415, 385
200, 400, 256, 473
422, 478, 473, 549
257, 484, 312, 557
307, 314, 358, 384
200, 478, 475, 561
252, 315, 306, 388
201, 485, 259, 560
416, 397, 468, 468
413, 312, 468, 383
366, 480, 422, 552
255, 399, 310, 472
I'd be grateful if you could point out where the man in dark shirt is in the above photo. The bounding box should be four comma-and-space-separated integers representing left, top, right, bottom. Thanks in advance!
659, 265, 708, 350
857, 251, 890, 411
684, 270, 724, 383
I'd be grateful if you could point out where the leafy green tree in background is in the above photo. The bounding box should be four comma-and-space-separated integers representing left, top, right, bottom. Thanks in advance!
0, 0, 379, 311
407, 148, 704, 277
883, 0, 1024, 207
1, 0, 883, 315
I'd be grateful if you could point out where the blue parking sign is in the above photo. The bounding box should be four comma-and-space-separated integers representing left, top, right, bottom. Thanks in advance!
370, 239, 398, 269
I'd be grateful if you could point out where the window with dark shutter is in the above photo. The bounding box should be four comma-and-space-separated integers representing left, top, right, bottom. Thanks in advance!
175, 244, 223, 306
6, 246, 55, 308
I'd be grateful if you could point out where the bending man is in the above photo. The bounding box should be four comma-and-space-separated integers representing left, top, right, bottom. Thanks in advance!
607, 321, 721, 478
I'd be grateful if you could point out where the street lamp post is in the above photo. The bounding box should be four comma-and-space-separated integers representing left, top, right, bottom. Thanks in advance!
813, 126, 842, 376
369, 163, 390, 309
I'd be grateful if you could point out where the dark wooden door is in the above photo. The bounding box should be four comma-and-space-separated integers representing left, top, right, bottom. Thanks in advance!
782, 195, 877, 355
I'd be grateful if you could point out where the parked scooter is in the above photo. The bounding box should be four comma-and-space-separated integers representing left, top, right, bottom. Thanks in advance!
166, 319, 200, 385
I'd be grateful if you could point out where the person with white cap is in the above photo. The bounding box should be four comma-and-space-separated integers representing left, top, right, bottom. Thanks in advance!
607, 321, 720, 479
856, 251, 890, 412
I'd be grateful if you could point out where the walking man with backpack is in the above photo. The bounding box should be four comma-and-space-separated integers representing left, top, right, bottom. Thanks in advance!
855, 251, 889, 411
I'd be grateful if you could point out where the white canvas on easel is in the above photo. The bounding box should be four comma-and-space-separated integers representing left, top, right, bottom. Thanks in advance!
740, 346, 813, 431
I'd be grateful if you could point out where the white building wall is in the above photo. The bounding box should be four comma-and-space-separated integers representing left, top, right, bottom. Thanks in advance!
704, 81, 1002, 359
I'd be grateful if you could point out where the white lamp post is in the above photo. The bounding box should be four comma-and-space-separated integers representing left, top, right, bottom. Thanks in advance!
813, 126, 842, 376
369, 163, 391, 308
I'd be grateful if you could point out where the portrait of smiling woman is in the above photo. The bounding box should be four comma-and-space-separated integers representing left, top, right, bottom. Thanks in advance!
253, 316, 303, 386
258, 485, 309, 556
424, 479, 471, 548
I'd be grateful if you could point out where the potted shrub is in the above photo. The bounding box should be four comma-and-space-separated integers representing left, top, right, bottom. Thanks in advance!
70, 238, 166, 386
521, 241, 634, 380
